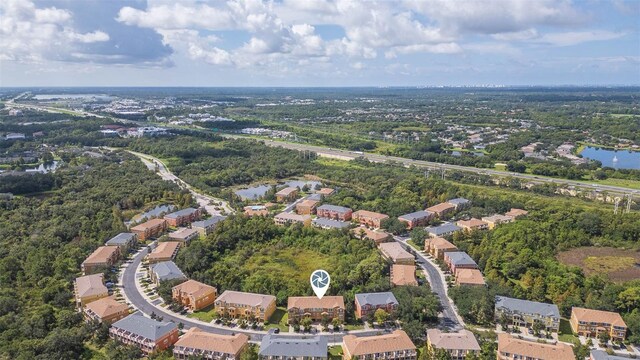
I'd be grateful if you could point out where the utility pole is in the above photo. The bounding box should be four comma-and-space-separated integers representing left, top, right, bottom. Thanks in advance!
626, 194, 632, 214
614, 197, 621, 215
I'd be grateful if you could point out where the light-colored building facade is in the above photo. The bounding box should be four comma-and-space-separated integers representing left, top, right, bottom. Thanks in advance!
81, 246, 121, 275
83, 296, 130, 324
497, 333, 574, 360
379, 242, 415, 265
105, 232, 137, 252
456, 218, 489, 231
570, 307, 627, 342
352, 210, 389, 229
164, 207, 202, 227
172, 279, 218, 312
287, 296, 345, 324
495, 296, 560, 332
147, 241, 181, 264
455, 268, 486, 286
275, 187, 298, 202
317, 204, 352, 221
168, 228, 199, 243
109, 313, 179, 354
74, 273, 109, 307
131, 218, 168, 241
443, 251, 478, 274
173, 327, 249, 360
342, 330, 417, 360
425, 237, 458, 260
274, 212, 311, 226
505, 208, 528, 219
398, 210, 433, 230
426, 203, 456, 218
192, 216, 226, 237
214, 290, 277, 322
391, 264, 418, 287
296, 199, 319, 215
426, 329, 480, 360
481, 214, 514, 229
351, 226, 392, 244
259, 330, 328, 360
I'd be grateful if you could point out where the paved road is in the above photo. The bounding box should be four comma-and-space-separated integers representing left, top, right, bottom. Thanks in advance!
393, 236, 464, 331
226, 135, 639, 196
127, 150, 234, 216
120, 245, 384, 345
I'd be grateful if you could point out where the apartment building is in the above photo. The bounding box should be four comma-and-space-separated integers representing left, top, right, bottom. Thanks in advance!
316, 188, 335, 197
424, 237, 458, 260
316, 204, 353, 221
426, 329, 480, 360
172, 280, 217, 312
351, 226, 391, 244
497, 333, 574, 360
168, 228, 199, 243
342, 330, 417, 360
83, 296, 129, 324
149, 261, 187, 285
495, 296, 560, 332
447, 198, 471, 210
590, 349, 632, 360
505, 208, 528, 219
104, 232, 137, 252
275, 187, 298, 202
192, 216, 226, 237
173, 327, 249, 360
312, 218, 351, 230
391, 264, 418, 287
352, 210, 389, 229
287, 296, 345, 324
147, 241, 181, 264
425, 223, 462, 238
455, 268, 486, 286
456, 218, 489, 231
296, 199, 319, 215
354, 292, 399, 319
443, 252, 478, 274
164, 207, 202, 227
426, 202, 456, 218
109, 313, 179, 354
131, 218, 168, 241
481, 214, 513, 229
398, 210, 433, 230
274, 212, 311, 226
214, 290, 277, 322
379, 242, 415, 265
259, 329, 328, 360
570, 307, 627, 342
74, 273, 109, 307
81, 246, 121, 275
244, 205, 270, 217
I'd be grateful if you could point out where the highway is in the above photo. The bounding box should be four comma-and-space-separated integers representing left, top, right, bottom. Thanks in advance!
394, 236, 464, 331
226, 135, 639, 196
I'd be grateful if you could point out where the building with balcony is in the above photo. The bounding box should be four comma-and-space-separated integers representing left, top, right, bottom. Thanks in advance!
495, 296, 560, 332
147, 241, 181, 264
497, 333, 574, 360
131, 218, 168, 241
505, 208, 528, 219
426, 203, 456, 218
351, 226, 392, 244
81, 246, 121, 275
424, 237, 458, 260
274, 212, 311, 226
481, 214, 514, 229
287, 296, 345, 324
164, 207, 202, 227
172, 280, 217, 312
74, 273, 108, 307
275, 187, 298, 202
391, 264, 418, 287
379, 242, 414, 265
426, 329, 480, 360
316, 204, 352, 221
342, 330, 417, 360
570, 307, 627, 342
354, 292, 399, 319
173, 327, 249, 360
149, 261, 187, 285
83, 296, 129, 324
447, 198, 471, 210
352, 210, 389, 229
425, 223, 462, 238
456, 218, 489, 231
109, 313, 179, 354
296, 199, 319, 215
214, 290, 277, 322
443, 252, 478, 274
168, 228, 199, 244
398, 210, 433, 230
105, 232, 137, 252
192, 216, 226, 237
259, 329, 327, 360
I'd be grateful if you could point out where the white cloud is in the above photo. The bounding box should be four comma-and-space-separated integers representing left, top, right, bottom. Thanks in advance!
535, 30, 627, 47
0, 0, 109, 63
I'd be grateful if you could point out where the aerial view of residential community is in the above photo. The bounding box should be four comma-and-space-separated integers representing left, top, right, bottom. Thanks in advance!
0, 1, 639, 360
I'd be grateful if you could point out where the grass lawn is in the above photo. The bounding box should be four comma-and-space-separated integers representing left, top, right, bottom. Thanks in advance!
343, 323, 364, 331
265, 308, 289, 332
244, 248, 331, 285
406, 239, 423, 251
329, 346, 343, 359
188, 304, 217, 323
558, 318, 579, 343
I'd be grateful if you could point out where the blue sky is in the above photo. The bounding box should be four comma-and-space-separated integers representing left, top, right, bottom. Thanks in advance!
0, 0, 638, 86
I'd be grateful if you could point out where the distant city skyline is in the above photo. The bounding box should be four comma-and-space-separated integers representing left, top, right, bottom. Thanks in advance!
1, 0, 639, 87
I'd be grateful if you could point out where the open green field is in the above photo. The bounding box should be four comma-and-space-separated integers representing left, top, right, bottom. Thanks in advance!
188, 304, 217, 322
265, 308, 289, 332
244, 248, 331, 284
329, 346, 343, 359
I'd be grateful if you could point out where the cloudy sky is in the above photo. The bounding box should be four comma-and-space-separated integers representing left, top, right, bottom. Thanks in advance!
1, 0, 638, 86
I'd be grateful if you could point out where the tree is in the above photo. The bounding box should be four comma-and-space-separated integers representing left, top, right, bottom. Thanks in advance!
532, 321, 544, 337
598, 331, 611, 346
240, 344, 259, 360
382, 218, 408, 235
374, 308, 389, 326
410, 228, 427, 246
300, 317, 313, 332
331, 317, 342, 330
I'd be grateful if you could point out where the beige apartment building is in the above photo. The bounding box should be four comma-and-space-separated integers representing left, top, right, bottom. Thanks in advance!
214, 290, 277, 322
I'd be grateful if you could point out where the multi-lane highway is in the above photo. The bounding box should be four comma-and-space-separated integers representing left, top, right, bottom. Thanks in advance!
226, 135, 638, 196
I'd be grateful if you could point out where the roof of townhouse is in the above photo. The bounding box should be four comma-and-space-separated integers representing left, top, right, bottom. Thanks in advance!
399, 210, 433, 220
275, 187, 298, 196
83, 246, 119, 265
192, 216, 226, 228
391, 264, 417, 286
131, 218, 166, 231
317, 204, 351, 213
355, 292, 398, 307
274, 212, 311, 222
456, 268, 485, 286
351, 226, 391, 242
590, 349, 631, 360
105, 232, 136, 246
505, 208, 529, 218
297, 199, 319, 207
426, 223, 462, 236
175, 328, 248, 354
572, 307, 626, 327
496, 296, 560, 318
287, 296, 345, 310
172, 279, 216, 298
259, 330, 327, 357
111, 313, 177, 341
307, 193, 323, 201
343, 330, 416, 356
168, 228, 198, 240
447, 198, 471, 206
150, 261, 186, 282
75, 274, 107, 297
444, 252, 477, 267
216, 290, 276, 309
379, 242, 414, 262
426, 202, 456, 213
497, 333, 574, 360
164, 207, 199, 219
482, 214, 513, 223
426, 237, 457, 250
312, 218, 351, 229
456, 218, 488, 228
317, 188, 335, 196
427, 329, 481, 351
353, 210, 389, 220
84, 296, 129, 318
148, 241, 181, 261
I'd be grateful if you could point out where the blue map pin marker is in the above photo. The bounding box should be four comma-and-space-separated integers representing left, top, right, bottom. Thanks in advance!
310, 269, 330, 299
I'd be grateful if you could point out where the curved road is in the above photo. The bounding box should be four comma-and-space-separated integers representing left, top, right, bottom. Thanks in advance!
227, 135, 639, 196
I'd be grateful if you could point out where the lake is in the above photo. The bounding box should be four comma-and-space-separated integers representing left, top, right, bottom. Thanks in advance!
235, 180, 322, 200
127, 204, 176, 225
25, 161, 60, 173
580, 147, 640, 170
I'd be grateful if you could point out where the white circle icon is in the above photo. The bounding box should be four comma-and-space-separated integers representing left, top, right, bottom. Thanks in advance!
310, 269, 330, 299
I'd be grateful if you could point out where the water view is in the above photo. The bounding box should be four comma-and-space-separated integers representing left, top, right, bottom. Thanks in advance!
127, 204, 176, 225
25, 161, 60, 173
580, 147, 640, 170
235, 180, 322, 200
